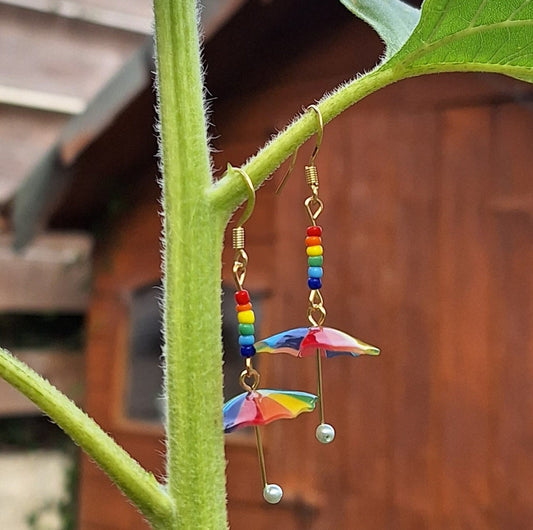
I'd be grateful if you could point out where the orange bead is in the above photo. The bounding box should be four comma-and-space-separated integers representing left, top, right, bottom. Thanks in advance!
305, 236, 322, 247
236, 303, 252, 312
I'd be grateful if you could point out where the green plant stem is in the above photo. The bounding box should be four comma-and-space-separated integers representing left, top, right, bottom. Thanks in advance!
153, 0, 228, 529
0, 348, 172, 528
208, 66, 398, 216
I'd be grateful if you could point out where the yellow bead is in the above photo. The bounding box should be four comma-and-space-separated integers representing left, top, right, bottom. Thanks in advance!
306, 245, 323, 257
237, 310, 255, 324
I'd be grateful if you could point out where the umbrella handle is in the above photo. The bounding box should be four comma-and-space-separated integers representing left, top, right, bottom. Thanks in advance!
254, 426, 283, 504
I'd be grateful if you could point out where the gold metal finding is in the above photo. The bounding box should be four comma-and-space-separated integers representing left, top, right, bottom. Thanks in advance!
316, 350, 325, 424
232, 226, 245, 250
307, 289, 326, 327
304, 196, 324, 225
231, 168, 255, 290
233, 167, 256, 230
305, 165, 319, 188
275, 104, 324, 194
254, 426, 268, 488
307, 104, 323, 165
239, 359, 260, 392
232, 248, 248, 291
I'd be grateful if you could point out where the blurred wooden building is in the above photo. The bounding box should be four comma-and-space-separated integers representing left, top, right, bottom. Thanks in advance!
5, 1, 533, 529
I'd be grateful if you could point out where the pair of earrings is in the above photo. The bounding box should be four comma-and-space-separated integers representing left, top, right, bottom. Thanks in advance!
223, 106, 380, 504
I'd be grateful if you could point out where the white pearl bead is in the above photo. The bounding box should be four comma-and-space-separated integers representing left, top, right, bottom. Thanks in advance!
316, 423, 335, 444
263, 483, 283, 504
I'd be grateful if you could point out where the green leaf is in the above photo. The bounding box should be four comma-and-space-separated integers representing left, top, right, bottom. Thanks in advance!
378, 0, 533, 83
339, 0, 421, 58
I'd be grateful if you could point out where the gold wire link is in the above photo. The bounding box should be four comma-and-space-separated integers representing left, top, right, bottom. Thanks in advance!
304, 196, 324, 224
239, 357, 260, 392
307, 289, 326, 327
232, 249, 248, 291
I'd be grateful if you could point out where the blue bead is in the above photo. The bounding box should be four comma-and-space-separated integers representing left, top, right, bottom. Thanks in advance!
240, 345, 256, 357
238, 334, 255, 346
308, 277, 322, 289
308, 266, 323, 278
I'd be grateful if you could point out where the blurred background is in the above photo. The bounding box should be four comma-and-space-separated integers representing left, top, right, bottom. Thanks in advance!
1, 0, 533, 529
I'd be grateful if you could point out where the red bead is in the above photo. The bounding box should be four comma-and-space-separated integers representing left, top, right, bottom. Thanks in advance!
305, 236, 322, 247
236, 303, 252, 312
235, 290, 250, 304
307, 226, 322, 237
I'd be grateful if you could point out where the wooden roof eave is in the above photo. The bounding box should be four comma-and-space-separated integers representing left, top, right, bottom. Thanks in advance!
11, 1, 247, 250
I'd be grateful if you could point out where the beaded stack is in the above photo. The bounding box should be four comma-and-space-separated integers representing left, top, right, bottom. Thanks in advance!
236, 289, 256, 358
306, 225, 323, 290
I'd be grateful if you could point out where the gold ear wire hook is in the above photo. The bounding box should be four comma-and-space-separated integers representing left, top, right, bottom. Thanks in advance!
307, 104, 323, 166
233, 167, 256, 228
275, 104, 324, 194
232, 167, 256, 290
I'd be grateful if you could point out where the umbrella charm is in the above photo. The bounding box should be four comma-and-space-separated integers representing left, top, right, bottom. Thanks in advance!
255, 325, 380, 443
223, 388, 318, 433
223, 361, 318, 503
222, 168, 318, 504
257, 105, 381, 444
255, 326, 380, 359
223, 386, 317, 504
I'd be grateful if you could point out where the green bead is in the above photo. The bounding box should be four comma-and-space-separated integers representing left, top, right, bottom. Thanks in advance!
239, 323, 255, 335
308, 256, 323, 267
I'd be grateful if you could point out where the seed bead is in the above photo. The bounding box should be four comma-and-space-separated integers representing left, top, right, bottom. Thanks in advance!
308, 278, 322, 289
237, 310, 255, 324
306, 245, 323, 257
238, 334, 255, 346
307, 226, 322, 237
308, 266, 323, 278
308, 256, 323, 267
239, 323, 255, 335
305, 236, 322, 247
240, 345, 256, 357
234, 290, 250, 305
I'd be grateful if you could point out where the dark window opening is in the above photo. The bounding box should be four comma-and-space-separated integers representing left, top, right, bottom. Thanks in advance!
125, 283, 263, 423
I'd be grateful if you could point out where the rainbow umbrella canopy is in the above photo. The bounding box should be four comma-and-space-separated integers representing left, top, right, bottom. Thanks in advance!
223, 389, 317, 433
255, 326, 380, 358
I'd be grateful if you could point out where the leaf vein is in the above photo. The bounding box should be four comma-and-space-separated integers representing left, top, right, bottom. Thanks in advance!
509, 0, 533, 21
469, 0, 489, 28
426, 0, 453, 41
404, 18, 533, 67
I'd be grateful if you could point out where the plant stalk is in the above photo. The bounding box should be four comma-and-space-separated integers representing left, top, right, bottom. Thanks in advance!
0, 348, 172, 528
153, 0, 228, 528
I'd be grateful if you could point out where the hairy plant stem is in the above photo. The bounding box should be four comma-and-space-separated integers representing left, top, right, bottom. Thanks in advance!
208, 66, 399, 215
153, 0, 228, 528
0, 348, 172, 528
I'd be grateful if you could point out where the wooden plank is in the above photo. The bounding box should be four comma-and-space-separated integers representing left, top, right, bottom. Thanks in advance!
436, 107, 493, 528
0, 349, 84, 415
489, 103, 533, 528
0, 106, 68, 204
385, 109, 440, 529
0, 232, 93, 311
0, 4, 145, 100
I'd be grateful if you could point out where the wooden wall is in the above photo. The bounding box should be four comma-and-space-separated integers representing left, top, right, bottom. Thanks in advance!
78, 16, 533, 530
224, 82, 533, 529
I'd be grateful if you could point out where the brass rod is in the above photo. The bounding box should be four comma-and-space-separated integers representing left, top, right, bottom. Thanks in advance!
254, 426, 268, 488
316, 348, 325, 424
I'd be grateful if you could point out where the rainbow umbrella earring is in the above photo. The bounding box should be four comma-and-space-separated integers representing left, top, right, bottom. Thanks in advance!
255, 105, 380, 444
222, 168, 318, 504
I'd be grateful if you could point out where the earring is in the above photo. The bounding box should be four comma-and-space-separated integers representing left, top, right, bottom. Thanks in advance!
255, 105, 380, 444
222, 167, 318, 504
